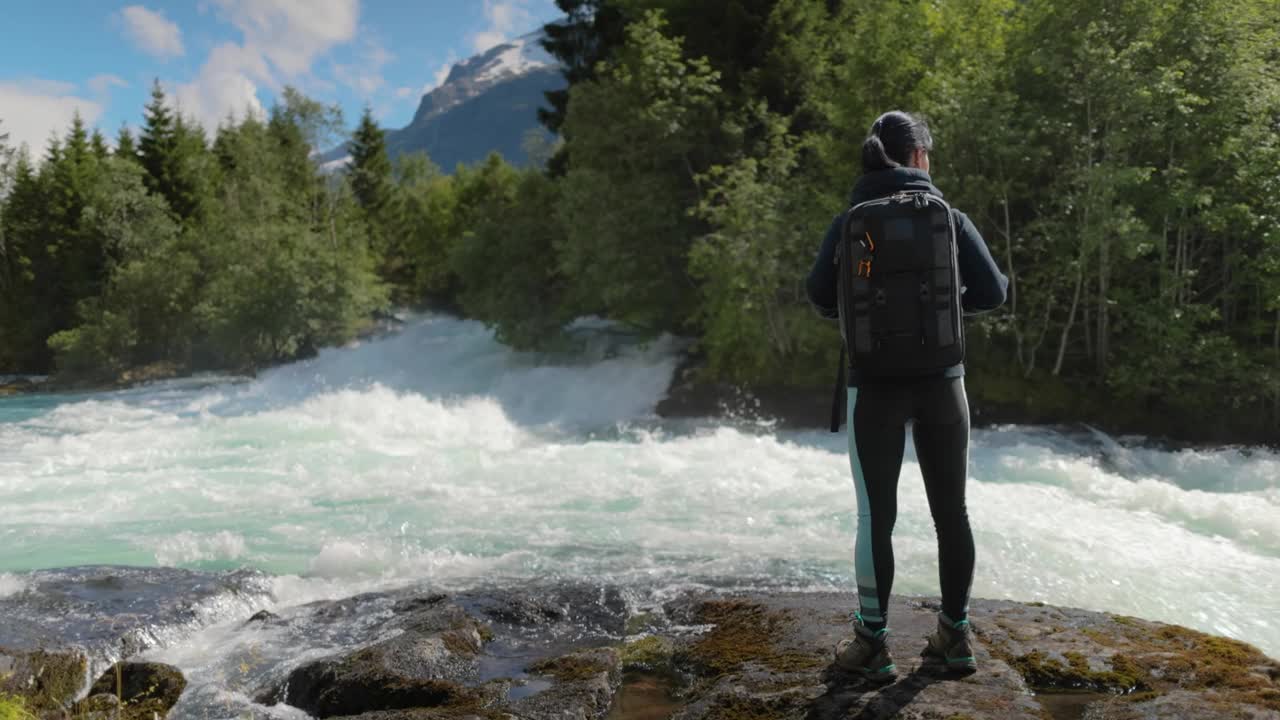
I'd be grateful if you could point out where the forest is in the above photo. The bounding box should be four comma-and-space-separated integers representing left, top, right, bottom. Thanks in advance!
1, 0, 1278, 442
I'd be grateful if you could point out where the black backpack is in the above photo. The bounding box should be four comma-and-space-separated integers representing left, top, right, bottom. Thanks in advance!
828, 190, 964, 431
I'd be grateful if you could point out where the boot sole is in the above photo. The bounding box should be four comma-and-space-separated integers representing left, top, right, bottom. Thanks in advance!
834, 662, 899, 683
921, 650, 977, 674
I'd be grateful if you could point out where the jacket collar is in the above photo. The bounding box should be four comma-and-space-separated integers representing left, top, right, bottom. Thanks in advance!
849, 167, 943, 205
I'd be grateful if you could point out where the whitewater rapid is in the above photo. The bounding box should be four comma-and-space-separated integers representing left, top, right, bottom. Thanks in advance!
0, 314, 1276, 663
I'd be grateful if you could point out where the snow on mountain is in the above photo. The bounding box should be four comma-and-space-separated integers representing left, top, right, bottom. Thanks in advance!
474, 31, 558, 84
319, 26, 564, 172
321, 154, 352, 173
417, 29, 560, 125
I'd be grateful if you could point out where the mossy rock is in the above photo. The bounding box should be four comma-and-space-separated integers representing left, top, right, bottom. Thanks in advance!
0, 649, 88, 714
995, 613, 1280, 714
87, 662, 187, 720
526, 648, 617, 682
998, 649, 1146, 693
677, 600, 823, 677
619, 635, 673, 671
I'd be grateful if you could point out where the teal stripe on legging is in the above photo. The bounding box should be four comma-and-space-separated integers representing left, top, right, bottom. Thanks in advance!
847, 387, 881, 623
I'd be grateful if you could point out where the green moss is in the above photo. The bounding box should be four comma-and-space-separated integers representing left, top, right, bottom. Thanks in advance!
999, 618, 1280, 713
528, 652, 611, 682
678, 600, 823, 678
476, 624, 495, 643
4, 651, 89, 714
996, 649, 1145, 693
0, 695, 34, 720
619, 636, 672, 670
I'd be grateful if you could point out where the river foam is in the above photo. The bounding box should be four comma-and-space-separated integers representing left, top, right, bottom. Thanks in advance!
0, 314, 1276, 659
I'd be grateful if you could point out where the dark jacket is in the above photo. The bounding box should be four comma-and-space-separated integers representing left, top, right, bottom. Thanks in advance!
806, 167, 1008, 384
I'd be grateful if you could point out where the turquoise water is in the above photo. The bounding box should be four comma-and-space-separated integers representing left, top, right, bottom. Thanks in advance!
1, 314, 1277, 658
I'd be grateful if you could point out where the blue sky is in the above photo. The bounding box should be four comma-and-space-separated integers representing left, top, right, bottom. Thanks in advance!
0, 1, 563, 154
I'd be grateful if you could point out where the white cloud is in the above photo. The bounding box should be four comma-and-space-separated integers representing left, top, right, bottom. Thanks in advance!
173, 42, 271, 130
333, 38, 393, 97
208, 0, 359, 77
423, 52, 459, 94
119, 6, 185, 59
175, 0, 359, 131
471, 0, 534, 53
88, 74, 129, 97
0, 80, 103, 154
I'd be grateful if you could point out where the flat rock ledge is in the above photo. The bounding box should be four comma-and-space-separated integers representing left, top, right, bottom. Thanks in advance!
252, 585, 1279, 720
3, 579, 1277, 719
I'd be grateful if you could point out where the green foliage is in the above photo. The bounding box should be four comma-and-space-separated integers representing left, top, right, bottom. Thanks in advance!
538, 0, 630, 146
47, 300, 138, 380
384, 152, 457, 301
557, 9, 721, 332
690, 108, 835, 385
2, 86, 386, 379
348, 106, 393, 217
195, 107, 386, 370
452, 168, 573, 349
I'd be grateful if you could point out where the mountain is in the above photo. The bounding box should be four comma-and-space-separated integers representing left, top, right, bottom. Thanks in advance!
324, 30, 564, 172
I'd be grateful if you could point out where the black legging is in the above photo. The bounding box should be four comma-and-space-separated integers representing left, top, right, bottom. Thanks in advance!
846, 376, 974, 629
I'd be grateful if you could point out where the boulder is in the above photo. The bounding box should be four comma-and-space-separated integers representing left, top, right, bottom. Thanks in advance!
86, 661, 187, 719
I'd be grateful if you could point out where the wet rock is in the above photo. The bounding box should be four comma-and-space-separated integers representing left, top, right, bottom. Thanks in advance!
86, 661, 187, 719
0, 565, 272, 684
251, 584, 631, 720
16, 572, 1268, 720
243, 609, 280, 626
458, 583, 629, 637
0, 647, 88, 714
513, 647, 621, 720
73, 692, 123, 720
256, 599, 490, 718
242, 583, 1277, 720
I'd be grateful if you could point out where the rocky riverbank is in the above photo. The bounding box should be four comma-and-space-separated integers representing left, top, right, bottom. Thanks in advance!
1, 567, 1276, 719
654, 353, 1280, 447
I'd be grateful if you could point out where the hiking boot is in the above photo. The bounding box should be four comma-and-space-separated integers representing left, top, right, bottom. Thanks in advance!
834, 622, 897, 682
922, 612, 978, 673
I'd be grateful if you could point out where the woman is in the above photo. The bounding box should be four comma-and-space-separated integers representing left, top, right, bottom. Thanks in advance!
806, 110, 1008, 681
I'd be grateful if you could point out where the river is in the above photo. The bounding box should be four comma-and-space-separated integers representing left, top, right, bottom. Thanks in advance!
1, 314, 1276, 663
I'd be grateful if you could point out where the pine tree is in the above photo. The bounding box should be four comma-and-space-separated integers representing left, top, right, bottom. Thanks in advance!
538, 0, 629, 135
89, 129, 110, 160
115, 126, 138, 163
139, 79, 176, 203
347, 106, 392, 216
0, 152, 40, 370
167, 114, 209, 221
0, 120, 13, 306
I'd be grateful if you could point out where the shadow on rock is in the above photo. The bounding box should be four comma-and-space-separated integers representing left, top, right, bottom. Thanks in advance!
806, 663, 953, 720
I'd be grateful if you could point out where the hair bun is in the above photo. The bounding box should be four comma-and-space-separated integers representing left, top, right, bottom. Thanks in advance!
861, 111, 933, 174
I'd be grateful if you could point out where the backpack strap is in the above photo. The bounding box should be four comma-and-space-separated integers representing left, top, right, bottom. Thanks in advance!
829, 344, 846, 433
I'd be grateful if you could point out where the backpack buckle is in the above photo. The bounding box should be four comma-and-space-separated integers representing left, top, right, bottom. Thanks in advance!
913, 194, 928, 209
